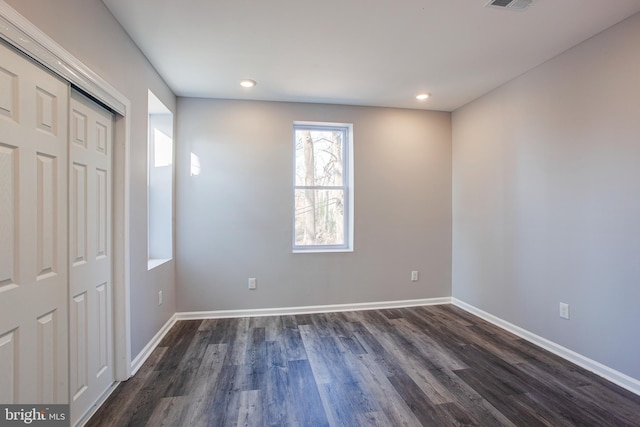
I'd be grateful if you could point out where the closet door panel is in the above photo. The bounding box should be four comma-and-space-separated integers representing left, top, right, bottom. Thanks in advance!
69, 90, 114, 425
0, 42, 68, 404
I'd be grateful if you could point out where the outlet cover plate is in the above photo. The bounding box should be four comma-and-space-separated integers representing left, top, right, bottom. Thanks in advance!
559, 302, 569, 319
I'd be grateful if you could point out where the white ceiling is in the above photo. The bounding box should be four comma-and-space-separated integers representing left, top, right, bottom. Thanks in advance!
103, 0, 640, 112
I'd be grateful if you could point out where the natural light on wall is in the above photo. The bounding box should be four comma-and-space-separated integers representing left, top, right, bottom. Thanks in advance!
147, 90, 174, 269
190, 152, 201, 176
154, 129, 173, 167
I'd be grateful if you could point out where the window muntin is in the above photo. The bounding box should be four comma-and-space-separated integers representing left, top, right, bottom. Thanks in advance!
293, 122, 353, 252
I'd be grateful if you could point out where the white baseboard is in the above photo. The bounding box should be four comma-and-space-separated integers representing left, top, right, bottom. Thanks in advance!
175, 297, 451, 320
452, 298, 640, 396
130, 314, 177, 376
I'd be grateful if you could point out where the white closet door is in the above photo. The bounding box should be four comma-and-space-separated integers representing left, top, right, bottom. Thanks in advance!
69, 90, 114, 424
0, 42, 69, 404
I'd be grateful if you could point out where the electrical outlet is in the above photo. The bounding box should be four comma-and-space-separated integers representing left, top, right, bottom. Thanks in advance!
411, 271, 419, 281
158, 290, 163, 306
248, 278, 257, 290
559, 302, 569, 319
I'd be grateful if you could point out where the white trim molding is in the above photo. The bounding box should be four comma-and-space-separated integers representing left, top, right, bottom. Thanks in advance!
176, 297, 452, 320
452, 298, 640, 396
0, 1, 126, 115
130, 314, 178, 376
0, 1, 133, 380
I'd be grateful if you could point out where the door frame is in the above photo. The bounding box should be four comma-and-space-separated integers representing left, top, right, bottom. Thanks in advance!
0, 1, 132, 381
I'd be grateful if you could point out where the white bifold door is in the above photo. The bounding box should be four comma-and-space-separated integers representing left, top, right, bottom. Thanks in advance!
0, 43, 115, 424
68, 90, 114, 424
0, 42, 69, 404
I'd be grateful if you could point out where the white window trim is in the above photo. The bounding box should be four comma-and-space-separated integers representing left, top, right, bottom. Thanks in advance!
147, 90, 174, 269
147, 258, 171, 270
292, 121, 354, 253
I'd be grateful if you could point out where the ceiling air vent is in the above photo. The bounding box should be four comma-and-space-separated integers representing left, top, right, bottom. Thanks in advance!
485, 0, 535, 11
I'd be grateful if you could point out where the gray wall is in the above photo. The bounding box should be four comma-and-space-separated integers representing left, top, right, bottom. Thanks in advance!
452, 13, 640, 380
176, 99, 452, 312
6, 0, 178, 358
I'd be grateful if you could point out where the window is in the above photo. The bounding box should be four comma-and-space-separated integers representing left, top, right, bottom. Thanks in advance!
147, 90, 174, 269
293, 122, 354, 252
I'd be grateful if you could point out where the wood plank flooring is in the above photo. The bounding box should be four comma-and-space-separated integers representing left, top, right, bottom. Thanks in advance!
87, 305, 640, 426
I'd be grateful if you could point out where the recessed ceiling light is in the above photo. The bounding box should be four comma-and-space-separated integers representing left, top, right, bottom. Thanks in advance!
240, 79, 257, 88
416, 93, 430, 101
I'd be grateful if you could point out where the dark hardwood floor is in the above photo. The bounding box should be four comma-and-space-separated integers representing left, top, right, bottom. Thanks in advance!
87, 304, 640, 426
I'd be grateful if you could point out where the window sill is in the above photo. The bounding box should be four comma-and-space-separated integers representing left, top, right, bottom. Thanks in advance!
293, 248, 353, 254
148, 258, 171, 270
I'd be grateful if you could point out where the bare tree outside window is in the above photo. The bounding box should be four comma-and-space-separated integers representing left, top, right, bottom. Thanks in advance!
293, 123, 351, 250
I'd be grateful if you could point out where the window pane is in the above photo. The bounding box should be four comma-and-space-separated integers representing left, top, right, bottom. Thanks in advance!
295, 128, 344, 187
294, 189, 344, 246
